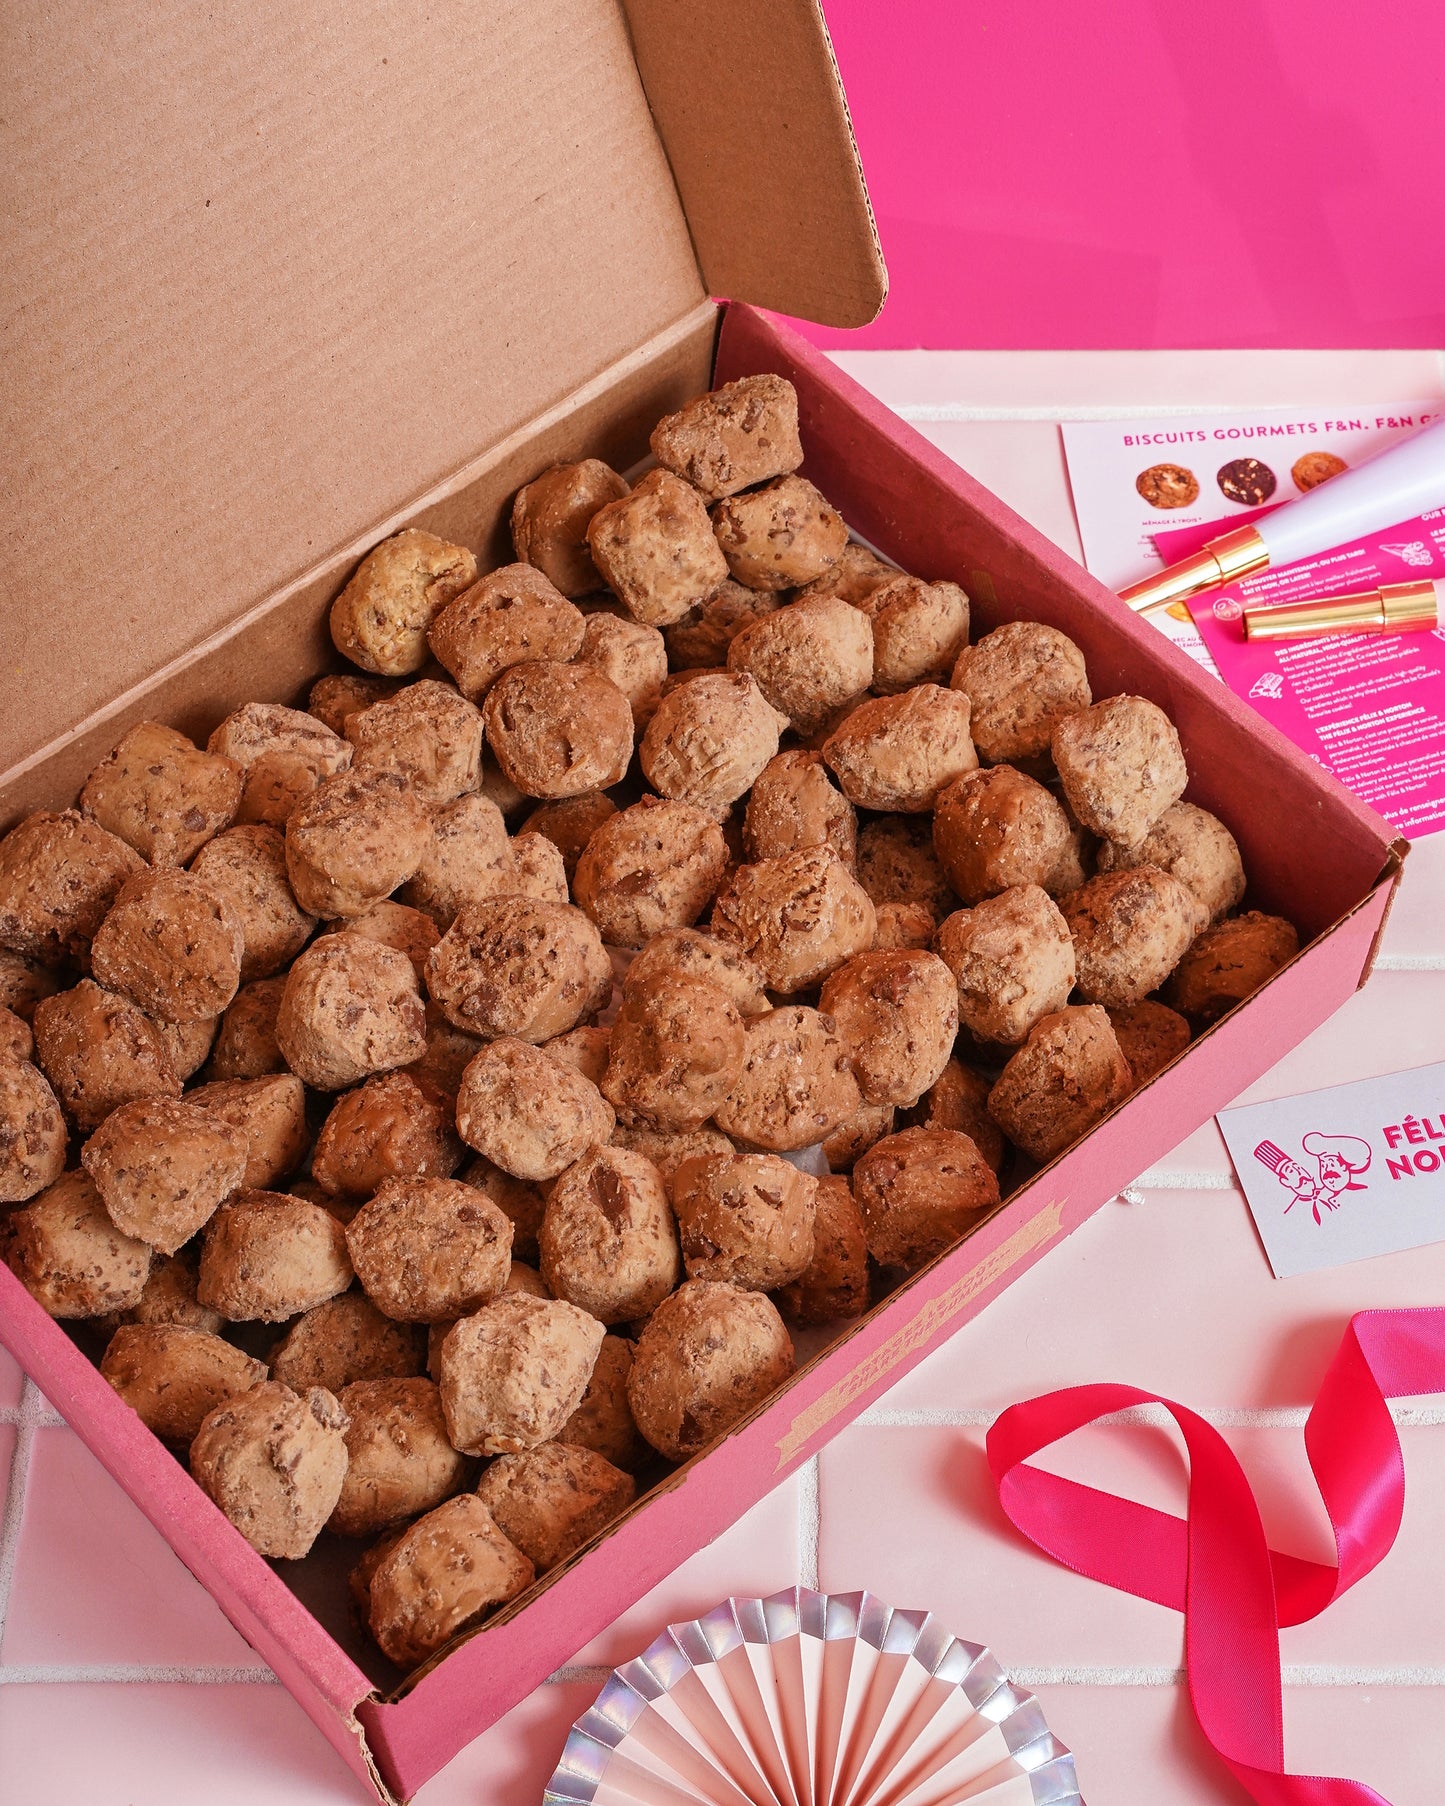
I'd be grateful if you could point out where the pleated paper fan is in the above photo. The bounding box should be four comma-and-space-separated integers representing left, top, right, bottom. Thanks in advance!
545, 1590, 1080, 1806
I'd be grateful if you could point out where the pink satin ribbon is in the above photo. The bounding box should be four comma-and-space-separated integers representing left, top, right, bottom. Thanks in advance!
986, 1308, 1445, 1803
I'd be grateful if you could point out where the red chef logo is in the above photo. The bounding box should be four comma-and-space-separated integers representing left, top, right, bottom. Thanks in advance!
1254, 1133, 1372, 1225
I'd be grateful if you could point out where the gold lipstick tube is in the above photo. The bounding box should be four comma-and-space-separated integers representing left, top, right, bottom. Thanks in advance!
1243, 578, 1440, 643
1118, 525, 1270, 615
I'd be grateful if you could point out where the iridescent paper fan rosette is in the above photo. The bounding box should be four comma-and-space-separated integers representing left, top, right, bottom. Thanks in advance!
545, 1589, 1080, 1806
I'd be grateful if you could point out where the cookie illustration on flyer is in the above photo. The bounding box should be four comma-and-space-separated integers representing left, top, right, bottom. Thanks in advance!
1254, 1132, 1372, 1224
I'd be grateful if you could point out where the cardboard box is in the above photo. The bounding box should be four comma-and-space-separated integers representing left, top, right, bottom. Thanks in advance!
1, 4, 1403, 1801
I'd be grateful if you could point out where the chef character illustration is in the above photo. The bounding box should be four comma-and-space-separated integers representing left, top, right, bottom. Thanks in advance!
1254, 1134, 1371, 1225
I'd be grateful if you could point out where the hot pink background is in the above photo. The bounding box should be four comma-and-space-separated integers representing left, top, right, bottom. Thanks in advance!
809, 0, 1445, 349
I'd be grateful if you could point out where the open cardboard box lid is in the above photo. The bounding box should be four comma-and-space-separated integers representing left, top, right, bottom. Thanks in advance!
2, 0, 884, 779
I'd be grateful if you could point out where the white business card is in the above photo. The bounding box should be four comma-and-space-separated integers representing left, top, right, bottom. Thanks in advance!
1217, 1061, 1445, 1277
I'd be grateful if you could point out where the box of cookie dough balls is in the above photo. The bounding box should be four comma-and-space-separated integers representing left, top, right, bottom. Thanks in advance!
0, 1, 1404, 1799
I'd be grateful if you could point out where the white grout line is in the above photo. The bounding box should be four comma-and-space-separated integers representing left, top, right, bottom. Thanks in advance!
797, 1456, 820, 1593
0, 1663, 277, 1685
0, 1380, 49, 1656
1374, 955, 1445, 971
1130, 1170, 1235, 1189
857, 1401, 1445, 1429
1012, 1663, 1445, 1688
548, 1665, 616, 1686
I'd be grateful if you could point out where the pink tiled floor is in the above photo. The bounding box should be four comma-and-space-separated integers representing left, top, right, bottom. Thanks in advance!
3, 349, 1444, 1804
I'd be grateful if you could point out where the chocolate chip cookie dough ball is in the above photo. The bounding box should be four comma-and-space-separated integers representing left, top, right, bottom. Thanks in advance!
520, 793, 618, 886
438, 1292, 605, 1456
742, 752, 857, 871
624, 929, 770, 1020
539, 1144, 680, 1323
325, 902, 438, 983
587, 468, 731, 627
428, 896, 612, 1045
601, 973, 745, 1132
482, 660, 633, 801
308, 673, 403, 735
574, 612, 668, 729
190, 826, 317, 982
0, 810, 145, 965
900, 1059, 1006, 1173
934, 886, 1076, 1049
186, 1074, 309, 1189
988, 1005, 1134, 1163
818, 949, 958, 1108
330, 528, 479, 676
855, 817, 957, 917
823, 686, 978, 813
33, 980, 180, 1130
198, 1190, 353, 1321
311, 1071, 461, 1202
394, 794, 514, 928
950, 622, 1092, 770
208, 702, 354, 828
284, 769, 433, 920
1, 1005, 33, 1065
608, 1124, 735, 1198
428, 562, 586, 704
650, 374, 804, 502
270, 1293, 425, 1393
100, 1249, 220, 1335
862, 577, 970, 694
774, 1173, 869, 1327
627, 1279, 793, 1462
555, 1333, 648, 1472
1096, 801, 1245, 926
1106, 1000, 1191, 1087
1165, 911, 1299, 1024
726, 596, 873, 734
101, 1324, 266, 1444
209, 977, 287, 1080
711, 476, 847, 591
794, 541, 898, 608
511, 459, 630, 597
457, 1038, 614, 1182
673, 1151, 815, 1291
0, 1055, 67, 1202
80, 722, 243, 868
90, 870, 244, 1025
345, 680, 484, 806
1052, 696, 1188, 848
1062, 866, 1207, 1008
574, 797, 728, 950
853, 1127, 1000, 1272
932, 766, 1072, 905
821, 1100, 895, 1171
191, 1382, 350, 1561
539, 1025, 610, 1089
157, 1014, 218, 1084
870, 902, 937, 952
6, 1169, 151, 1317
712, 849, 876, 995
476, 1442, 635, 1570
640, 672, 785, 818
367, 1495, 534, 1668
713, 1006, 861, 1152
664, 580, 784, 670
81, 1097, 248, 1254
328, 1378, 469, 1538
0, 950, 64, 1022
346, 1177, 512, 1322
276, 936, 425, 1092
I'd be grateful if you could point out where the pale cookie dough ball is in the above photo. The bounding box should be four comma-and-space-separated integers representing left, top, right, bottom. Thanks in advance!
520, 793, 618, 886
270, 1292, 425, 1393
277, 936, 425, 1091
726, 596, 873, 734
623, 929, 770, 1019
932, 765, 1073, 905
345, 680, 484, 806
544, 1025, 611, 1088
455, 1039, 614, 1183
325, 901, 440, 982
503, 1260, 551, 1300
649, 374, 804, 502
821, 1100, 896, 1172
854, 1127, 1001, 1272
90, 869, 244, 1025
712, 848, 876, 995
100, 1249, 221, 1335
555, 1333, 648, 1472
823, 686, 978, 813
511, 459, 629, 597
101, 1324, 266, 1444
0, 949, 65, 1021
80, 721, 242, 868
1165, 911, 1299, 1024
186, 1074, 310, 1189
190, 1382, 349, 1561
81, 1096, 248, 1254
346, 1176, 513, 1323
950, 621, 1092, 769
1062, 866, 1207, 1008
871, 902, 937, 951
198, 1190, 353, 1321
673, 1151, 815, 1291
609, 1125, 736, 1200
935, 885, 1076, 1048
774, 1173, 870, 1327
1107, 1000, 1191, 1088
987, 1005, 1134, 1163
574, 797, 728, 950
407, 1000, 483, 1105
367, 1495, 534, 1668
0, 810, 144, 966
818, 949, 958, 1107
862, 576, 970, 694
428, 563, 586, 703
284, 769, 432, 920
0, 1054, 67, 1203
743, 751, 857, 870
856, 816, 957, 917
508, 832, 570, 906
33, 980, 180, 1131
575, 613, 668, 729
476, 1442, 635, 1570
713, 1006, 861, 1152
329, 1378, 470, 1538
190, 826, 317, 983
1051, 695, 1188, 847
711, 475, 847, 591
401, 793, 530, 929
627, 1279, 793, 1462
793, 541, 898, 608
539, 1144, 680, 1324
209, 977, 287, 1080
601, 974, 745, 1131
1043, 811, 1094, 900
330, 528, 479, 676
1096, 800, 1245, 926
6, 1169, 151, 1317
311, 1072, 460, 1202
208, 702, 354, 829
437, 1292, 605, 1456
664, 581, 783, 670
160, 1012, 218, 1083
308, 673, 403, 735
482, 660, 633, 800
640, 671, 785, 818
587, 468, 730, 627
426, 898, 612, 1043
900, 1059, 1006, 1174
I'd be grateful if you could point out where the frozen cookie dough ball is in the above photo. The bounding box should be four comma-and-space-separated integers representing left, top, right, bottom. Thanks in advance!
863, 576, 970, 694
712, 848, 876, 995
520, 792, 618, 886
308, 673, 403, 736
794, 540, 898, 607
575, 612, 668, 729
900, 1059, 1006, 1174
209, 976, 288, 1080
819, 949, 958, 1108
437, 1292, 605, 1456
555, 1333, 648, 1472
856, 816, 957, 917
345, 680, 484, 806
543, 1025, 611, 1089
99, 1249, 220, 1335
934, 885, 1076, 1048
727, 596, 872, 733
713, 1006, 861, 1152
950, 621, 1091, 769
33, 980, 180, 1131
1096, 800, 1245, 926
821, 1100, 896, 1172
0, 1053, 67, 1202
427, 897, 612, 1044
284, 769, 432, 920
823, 687, 978, 813
1106, 1000, 1191, 1087
673, 1151, 815, 1292
269, 1292, 425, 1394
1165, 911, 1299, 1024
459, 1155, 548, 1263
511, 459, 629, 597
397, 794, 517, 929
456, 1038, 614, 1182
327, 900, 441, 981
1052, 695, 1188, 847
640, 672, 785, 818
609, 1125, 736, 1199
649, 374, 803, 502
330, 527, 479, 676
602, 972, 745, 1131
587, 468, 730, 627
276, 936, 425, 1092
932, 765, 1072, 905
774, 1173, 870, 1327
1062, 866, 1207, 1008
186, 1074, 310, 1190
871, 902, 938, 952
623, 929, 770, 1020
482, 660, 633, 801
101, 1324, 266, 1444
853, 1127, 1000, 1272
190, 1381, 349, 1560
7, 1169, 151, 1317
328, 1377, 470, 1537
712, 476, 847, 591
90, 869, 244, 1024
198, 1190, 353, 1322
0, 949, 65, 1022
539, 1145, 680, 1323
346, 1177, 512, 1323
743, 751, 857, 870
0, 810, 144, 966
366, 1495, 534, 1669
476, 1441, 635, 1570
665, 580, 783, 670
311, 1071, 462, 1202
208, 702, 353, 829
80, 721, 242, 867
574, 797, 728, 950
81, 1096, 248, 1254
428, 563, 586, 702
191, 826, 316, 982
987, 1005, 1134, 1163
